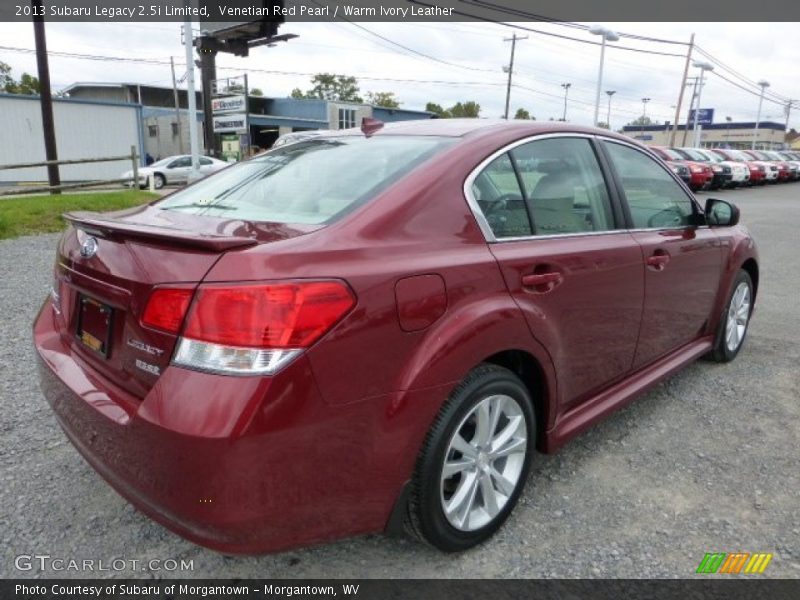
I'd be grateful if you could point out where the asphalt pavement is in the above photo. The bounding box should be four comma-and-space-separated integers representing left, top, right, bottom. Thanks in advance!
1, 183, 798, 579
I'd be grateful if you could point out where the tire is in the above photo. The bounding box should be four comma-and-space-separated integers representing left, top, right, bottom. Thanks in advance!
709, 270, 753, 363
153, 173, 165, 189
406, 364, 535, 552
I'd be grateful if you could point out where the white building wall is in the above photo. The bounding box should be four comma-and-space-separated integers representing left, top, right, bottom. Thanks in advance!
0, 95, 141, 182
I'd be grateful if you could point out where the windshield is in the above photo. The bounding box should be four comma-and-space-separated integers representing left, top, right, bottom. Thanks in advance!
659, 148, 685, 161
157, 136, 455, 224
697, 150, 722, 162
676, 148, 708, 161
726, 150, 749, 161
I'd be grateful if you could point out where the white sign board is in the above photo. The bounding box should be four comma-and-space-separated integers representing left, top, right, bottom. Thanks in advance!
212, 95, 247, 114
213, 113, 248, 133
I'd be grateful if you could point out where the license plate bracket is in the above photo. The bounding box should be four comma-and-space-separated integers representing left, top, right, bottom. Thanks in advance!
77, 294, 113, 357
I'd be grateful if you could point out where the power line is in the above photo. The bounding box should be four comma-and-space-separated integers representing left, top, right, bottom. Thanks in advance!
457, 1, 689, 46
409, 1, 686, 57
694, 45, 789, 103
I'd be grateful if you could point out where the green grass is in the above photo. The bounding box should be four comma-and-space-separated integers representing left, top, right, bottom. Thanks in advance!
0, 190, 157, 240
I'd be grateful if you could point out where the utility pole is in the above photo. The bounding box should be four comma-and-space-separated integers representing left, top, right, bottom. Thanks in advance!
682, 76, 700, 146
183, 16, 201, 181
561, 83, 571, 121
196, 38, 218, 157
503, 33, 526, 120
170, 56, 184, 154
31, 0, 60, 194
670, 33, 695, 147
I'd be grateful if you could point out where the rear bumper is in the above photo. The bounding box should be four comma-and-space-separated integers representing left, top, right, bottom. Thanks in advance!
33, 301, 434, 554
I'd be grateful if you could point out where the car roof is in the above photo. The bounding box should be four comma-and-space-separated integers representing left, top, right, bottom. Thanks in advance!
313, 118, 631, 141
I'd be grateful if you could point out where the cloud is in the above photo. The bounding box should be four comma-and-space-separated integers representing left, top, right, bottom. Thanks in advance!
0, 20, 796, 129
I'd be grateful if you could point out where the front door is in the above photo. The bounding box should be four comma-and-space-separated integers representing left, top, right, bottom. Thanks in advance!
601, 140, 722, 368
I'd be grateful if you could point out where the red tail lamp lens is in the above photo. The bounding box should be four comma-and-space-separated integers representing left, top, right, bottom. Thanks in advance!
141, 288, 194, 333
183, 281, 355, 348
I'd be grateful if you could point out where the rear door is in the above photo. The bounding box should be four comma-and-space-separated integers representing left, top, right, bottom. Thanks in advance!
469, 135, 645, 411
600, 139, 722, 368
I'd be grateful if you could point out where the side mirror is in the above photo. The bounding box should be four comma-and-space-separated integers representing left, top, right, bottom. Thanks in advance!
705, 198, 740, 227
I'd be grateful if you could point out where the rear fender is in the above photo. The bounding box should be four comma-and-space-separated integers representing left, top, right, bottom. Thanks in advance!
394, 294, 558, 429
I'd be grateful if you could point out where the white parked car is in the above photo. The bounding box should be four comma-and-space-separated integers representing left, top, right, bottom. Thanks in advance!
121, 155, 229, 189
692, 148, 750, 187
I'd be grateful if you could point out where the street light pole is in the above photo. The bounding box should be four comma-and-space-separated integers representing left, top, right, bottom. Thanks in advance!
561, 83, 571, 121
691, 61, 714, 148
752, 80, 770, 150
725, 116, 732, 146
605, 90, 616, 129
590, 26, 619, 127
640, 97, 650, 137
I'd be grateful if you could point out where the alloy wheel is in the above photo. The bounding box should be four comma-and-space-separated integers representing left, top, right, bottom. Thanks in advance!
725, 281, 751, 353
440, 394, 527, 532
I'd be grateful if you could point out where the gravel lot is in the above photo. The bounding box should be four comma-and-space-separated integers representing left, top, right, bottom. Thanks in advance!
1, 184, 798, 579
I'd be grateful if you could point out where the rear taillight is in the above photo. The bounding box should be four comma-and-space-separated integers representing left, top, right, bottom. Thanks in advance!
169, 280, 355, 376
142, 288, 194, 333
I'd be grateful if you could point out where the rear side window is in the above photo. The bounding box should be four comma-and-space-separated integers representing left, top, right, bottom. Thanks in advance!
604, 142, 695, 229
470, 137, 615, 238
157, 136, 455, 224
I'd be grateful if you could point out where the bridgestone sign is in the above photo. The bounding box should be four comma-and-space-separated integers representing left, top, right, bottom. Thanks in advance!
213, 114, 247, 133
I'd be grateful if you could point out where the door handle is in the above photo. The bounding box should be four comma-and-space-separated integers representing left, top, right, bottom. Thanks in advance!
522, 272, 562, 286
646, 252, 670, 270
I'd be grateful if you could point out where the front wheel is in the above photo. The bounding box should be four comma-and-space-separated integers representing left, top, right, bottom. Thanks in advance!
709, 270, 753, 362
406, 364, 535, 552
152, 173, 166, 189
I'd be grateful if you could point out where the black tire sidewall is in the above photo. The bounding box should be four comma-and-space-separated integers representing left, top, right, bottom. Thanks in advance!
413, 366, 535, 552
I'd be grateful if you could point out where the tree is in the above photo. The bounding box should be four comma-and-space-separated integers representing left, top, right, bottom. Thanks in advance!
366, 91, 400, 108
596, 121, 610, 129
449, 101, 480, 118
627, 116, 653, 127
514, 108, 532, 120
292, 73, 362, 103
425, 102, 451, 118
250, 88, 264, 97
0, 61, 40, 95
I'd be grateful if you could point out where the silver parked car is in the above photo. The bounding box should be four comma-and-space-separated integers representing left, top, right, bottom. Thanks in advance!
122, 155, 229, 189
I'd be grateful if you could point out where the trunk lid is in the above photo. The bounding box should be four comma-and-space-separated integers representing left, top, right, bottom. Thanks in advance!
54, 204, 318, 398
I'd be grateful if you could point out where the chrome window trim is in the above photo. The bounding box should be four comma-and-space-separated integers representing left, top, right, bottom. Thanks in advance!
464, 132, 605, 244
462, 132, 706, 244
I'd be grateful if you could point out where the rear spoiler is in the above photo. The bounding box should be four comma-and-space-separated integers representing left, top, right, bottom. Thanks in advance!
63, 212, 258, 251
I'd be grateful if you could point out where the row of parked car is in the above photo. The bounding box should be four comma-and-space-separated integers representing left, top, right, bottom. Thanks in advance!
651, 146, 800, 191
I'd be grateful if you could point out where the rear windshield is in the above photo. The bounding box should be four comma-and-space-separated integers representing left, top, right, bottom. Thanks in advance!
156, 136, 455, 224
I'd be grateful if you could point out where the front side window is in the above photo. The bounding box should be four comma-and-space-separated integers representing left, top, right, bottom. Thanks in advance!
157, 136, 455, 225
471, 137, 615, 239
604, 141, 696, 229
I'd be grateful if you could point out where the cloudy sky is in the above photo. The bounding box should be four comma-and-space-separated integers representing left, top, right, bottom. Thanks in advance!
0, 19, 797, 131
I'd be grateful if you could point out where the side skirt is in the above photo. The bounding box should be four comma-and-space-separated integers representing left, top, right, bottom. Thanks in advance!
542, 336, 714, 453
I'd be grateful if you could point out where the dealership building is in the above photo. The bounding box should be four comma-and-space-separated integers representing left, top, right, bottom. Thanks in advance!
621, 120, 787, 149
0, 83, 433, 183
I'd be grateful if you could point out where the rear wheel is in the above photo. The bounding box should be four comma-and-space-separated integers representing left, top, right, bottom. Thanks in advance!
709, 270, 753, 362
153, 173, 165, 189
406, 364, 535, 551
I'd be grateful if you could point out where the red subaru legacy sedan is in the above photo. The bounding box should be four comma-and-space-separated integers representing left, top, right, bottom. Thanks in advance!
34, 120, 758, 554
